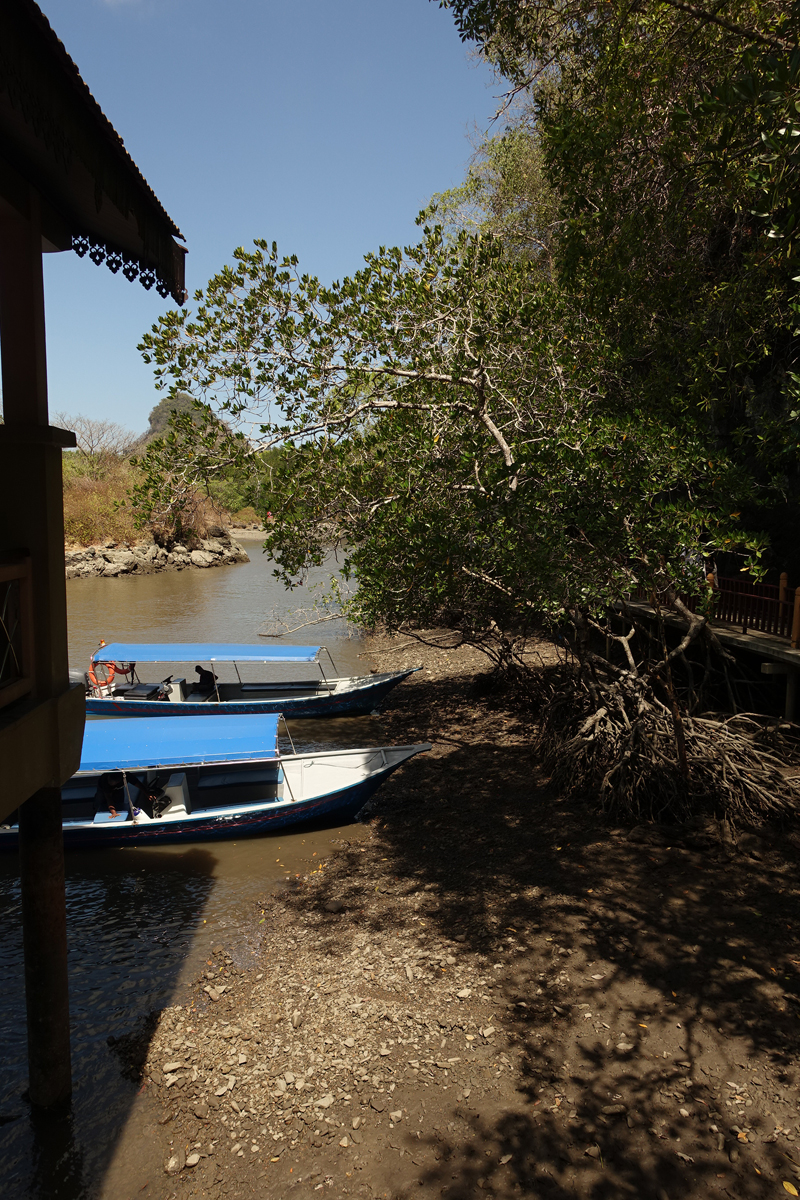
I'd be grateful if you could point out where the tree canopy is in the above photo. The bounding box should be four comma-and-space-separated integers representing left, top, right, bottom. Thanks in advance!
131, 0, 800, 820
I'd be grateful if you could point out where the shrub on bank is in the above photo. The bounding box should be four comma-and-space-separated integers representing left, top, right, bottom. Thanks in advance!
63, 466, 139, 547
59, 412, 239, 547
63, 457, 233, 548
230, 506, 261, 527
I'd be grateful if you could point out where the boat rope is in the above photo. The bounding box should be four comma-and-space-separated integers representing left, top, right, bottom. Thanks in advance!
280, 714, 296, 755
122, 770, 138, 822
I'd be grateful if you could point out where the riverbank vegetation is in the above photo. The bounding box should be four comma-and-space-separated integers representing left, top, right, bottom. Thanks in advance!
57, 406, 259, 547
132, 0, 800, 824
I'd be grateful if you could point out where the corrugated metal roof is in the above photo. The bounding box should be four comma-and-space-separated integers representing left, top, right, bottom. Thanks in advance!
0, 0, 187, 301
19, 0, 185, 242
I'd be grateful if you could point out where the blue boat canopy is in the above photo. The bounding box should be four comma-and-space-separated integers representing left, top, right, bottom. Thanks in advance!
79, 714, 280, 772
91, 642, 321, 664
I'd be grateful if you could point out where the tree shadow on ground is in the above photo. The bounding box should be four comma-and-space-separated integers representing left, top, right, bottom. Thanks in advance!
332, 669, 800, 1199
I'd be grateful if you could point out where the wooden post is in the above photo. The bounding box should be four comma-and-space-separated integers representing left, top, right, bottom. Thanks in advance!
0, 189, 73, 1108
780, 572, 789, 638
792, 587, 800, 651
18, 787, 71, 1107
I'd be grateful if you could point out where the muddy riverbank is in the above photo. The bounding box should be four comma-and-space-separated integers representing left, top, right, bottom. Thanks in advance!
100, 631, 800, 1200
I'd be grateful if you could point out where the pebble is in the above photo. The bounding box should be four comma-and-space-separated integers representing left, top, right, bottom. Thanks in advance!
324, 900, 345, 913
390, 1110, 403, 1122
165, 1150, 185, 1175
316, 1094, 334, 1109
185, 1153, 200, 1168
585, 1145, 601, 1158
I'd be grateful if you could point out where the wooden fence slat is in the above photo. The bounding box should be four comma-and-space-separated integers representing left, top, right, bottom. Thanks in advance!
630, 574, 795, 642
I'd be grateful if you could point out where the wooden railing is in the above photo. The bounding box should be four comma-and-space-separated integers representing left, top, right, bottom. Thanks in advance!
632, 571, 800, 647
713, 573, 797, 640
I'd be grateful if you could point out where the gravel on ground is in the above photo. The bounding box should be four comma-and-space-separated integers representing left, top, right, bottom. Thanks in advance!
114, 632, 800, 1200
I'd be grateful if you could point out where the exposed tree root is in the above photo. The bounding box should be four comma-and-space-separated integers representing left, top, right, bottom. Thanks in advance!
531, 662, 800, 827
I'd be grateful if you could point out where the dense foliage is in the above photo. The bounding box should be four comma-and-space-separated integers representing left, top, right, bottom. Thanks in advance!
131, 0, 800, 819
137, 226, 762, 645
442, 0, 800, 556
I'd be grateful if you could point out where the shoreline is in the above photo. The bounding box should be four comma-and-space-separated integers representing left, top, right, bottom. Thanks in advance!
64, 530, 252, 579
103, 632, 800, 1200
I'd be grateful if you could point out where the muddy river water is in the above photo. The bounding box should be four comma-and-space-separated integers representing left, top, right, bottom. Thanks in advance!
0, 536, 384, 1198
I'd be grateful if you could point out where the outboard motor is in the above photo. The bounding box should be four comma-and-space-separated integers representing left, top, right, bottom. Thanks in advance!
69, 666, 91, 694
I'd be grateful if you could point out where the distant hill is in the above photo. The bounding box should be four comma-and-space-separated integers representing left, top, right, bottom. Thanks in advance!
145, 391, 198, 440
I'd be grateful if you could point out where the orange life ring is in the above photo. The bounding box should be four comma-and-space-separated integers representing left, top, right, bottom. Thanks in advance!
88, 661, 116, 690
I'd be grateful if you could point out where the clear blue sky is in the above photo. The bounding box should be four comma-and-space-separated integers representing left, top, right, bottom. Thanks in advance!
34, 0, 496, 433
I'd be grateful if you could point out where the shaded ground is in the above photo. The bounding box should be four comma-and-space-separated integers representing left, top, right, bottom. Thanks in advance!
112, 634, 800, 1200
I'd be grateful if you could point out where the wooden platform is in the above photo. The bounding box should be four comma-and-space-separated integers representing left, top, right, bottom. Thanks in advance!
622, 600, 800, 718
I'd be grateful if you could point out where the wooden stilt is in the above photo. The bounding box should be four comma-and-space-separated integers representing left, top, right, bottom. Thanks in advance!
0, 193, 75, 1108
18, 786, 71, 1108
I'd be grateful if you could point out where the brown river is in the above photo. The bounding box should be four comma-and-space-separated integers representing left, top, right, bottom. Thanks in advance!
0, 535, 384, 1198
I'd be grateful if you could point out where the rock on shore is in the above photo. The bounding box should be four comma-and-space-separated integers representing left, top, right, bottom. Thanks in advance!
65, 532, 249, 579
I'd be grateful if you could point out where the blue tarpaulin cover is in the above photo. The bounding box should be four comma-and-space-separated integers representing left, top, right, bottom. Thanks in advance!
91, 643, 321, 664
79, 714, 280, 772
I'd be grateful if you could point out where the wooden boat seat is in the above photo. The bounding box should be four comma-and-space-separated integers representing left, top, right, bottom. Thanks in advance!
65, 784, 99, 800
197, 766, 283, 789
62, 799, 97, 820
62, 783, 99, 821
120, 683, 162, 700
